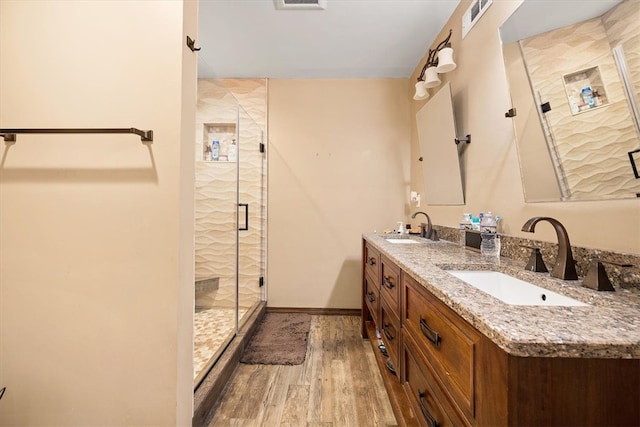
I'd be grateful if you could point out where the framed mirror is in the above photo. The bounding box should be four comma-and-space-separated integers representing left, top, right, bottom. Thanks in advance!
500, 0, 640, 202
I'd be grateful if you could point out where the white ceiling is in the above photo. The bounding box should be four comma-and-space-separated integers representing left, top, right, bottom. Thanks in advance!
197, 0, 461, 79
500, 0, 624, 44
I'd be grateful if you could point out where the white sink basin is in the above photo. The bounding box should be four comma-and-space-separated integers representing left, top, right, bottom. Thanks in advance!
446, 270, 588, 306
386, 238, 420, 244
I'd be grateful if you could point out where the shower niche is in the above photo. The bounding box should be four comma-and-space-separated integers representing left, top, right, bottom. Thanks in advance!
202, 123, 237, 162
562, 66, 609, 115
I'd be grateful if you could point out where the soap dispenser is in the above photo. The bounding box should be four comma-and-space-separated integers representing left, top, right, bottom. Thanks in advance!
397, 222, 404, 235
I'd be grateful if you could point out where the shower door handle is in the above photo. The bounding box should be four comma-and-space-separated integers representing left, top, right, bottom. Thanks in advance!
629, 149, 640, 179
238, 203, 249, 231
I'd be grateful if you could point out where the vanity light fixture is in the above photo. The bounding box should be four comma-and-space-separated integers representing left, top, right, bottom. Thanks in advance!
413, 29, 457, 101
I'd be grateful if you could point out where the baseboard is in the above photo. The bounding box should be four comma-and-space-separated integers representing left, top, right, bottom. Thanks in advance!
266, 306, 361, 316
193, 301, 266, 427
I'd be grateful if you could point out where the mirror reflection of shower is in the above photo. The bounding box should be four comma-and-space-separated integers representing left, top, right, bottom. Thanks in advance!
613, 45, 640, 137
501, 0, 640, 202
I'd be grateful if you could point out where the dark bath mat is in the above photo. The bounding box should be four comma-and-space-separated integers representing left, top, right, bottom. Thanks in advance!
240, 312, 311, 365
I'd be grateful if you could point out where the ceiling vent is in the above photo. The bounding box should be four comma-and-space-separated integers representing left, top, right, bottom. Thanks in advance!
462, 0, 493, 39
275, 0, 327, 10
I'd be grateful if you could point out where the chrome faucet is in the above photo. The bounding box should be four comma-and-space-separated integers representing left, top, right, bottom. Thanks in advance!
521, 217, 578, 280
411, 211, 439, 241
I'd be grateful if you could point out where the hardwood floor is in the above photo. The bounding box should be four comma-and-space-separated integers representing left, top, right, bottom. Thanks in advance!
205, 315, 398, 427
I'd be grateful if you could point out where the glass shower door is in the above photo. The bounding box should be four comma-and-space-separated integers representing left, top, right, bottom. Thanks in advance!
193, 80, 239, 387
237, 106, 266, 328
193, 79, 267, 389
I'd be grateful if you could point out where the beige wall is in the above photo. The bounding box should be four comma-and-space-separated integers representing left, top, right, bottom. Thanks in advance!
268, 79, 410, 309
0, 1, 196, 425
409, 0, 640, 255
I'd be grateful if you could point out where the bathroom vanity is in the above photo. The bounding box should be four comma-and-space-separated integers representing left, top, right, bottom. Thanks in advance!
362, 234, 640, 427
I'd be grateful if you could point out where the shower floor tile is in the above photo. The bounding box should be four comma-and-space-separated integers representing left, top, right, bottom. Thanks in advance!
194, 307, 248, 380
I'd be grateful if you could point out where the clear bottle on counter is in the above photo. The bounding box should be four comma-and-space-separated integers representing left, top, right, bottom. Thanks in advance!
459, 213, 472, 247
480, 211, 499, 258
471, 216, 480, 230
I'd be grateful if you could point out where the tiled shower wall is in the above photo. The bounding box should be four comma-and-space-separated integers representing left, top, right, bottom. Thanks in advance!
520, 0, 640, 200
603, 0, 640, 102
195, 79, 267, 310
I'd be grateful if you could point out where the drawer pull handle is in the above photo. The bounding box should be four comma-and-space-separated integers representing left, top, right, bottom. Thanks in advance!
420, 316, 441, 346
383, 323, 395, 341
367, 257, 377, 266
418, 390, 440, 427
366, 291, 376, 303
382, 276, 395, 289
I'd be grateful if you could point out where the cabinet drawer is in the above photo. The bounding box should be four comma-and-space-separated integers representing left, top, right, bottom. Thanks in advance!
364, 271, 380, 325
402, 273, 480, 420
364, 243, 380, 284
380, 255, 401, 316
380, 297, 400, 377
402, 330, 468, 427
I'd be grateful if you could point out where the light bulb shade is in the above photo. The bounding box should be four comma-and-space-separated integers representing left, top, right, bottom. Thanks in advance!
424, 66, 441, 88
436, 47, 457, 73
413, 81, 429, 100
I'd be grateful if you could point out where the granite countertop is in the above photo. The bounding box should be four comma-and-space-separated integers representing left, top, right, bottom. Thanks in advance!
363, 233, 640, 359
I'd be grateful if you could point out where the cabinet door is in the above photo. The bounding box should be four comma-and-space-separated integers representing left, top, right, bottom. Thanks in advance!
402, 330, 469, 427
402, 273, 480, 421
380, 255, 401, 317
380, 297, 401, 377
364, 243, 380, 285
364, 270, 380, 325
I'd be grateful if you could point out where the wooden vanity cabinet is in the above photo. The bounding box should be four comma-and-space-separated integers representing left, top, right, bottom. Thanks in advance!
362, 240, 420, 426
401, 271, 640, 427
362, 239, 639, 427
362, 241, 381, 336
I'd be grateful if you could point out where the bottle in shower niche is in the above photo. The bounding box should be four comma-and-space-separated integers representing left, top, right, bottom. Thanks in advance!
228, 138, 237, 162
211, 140, 220, 161
480, 211, 499, 258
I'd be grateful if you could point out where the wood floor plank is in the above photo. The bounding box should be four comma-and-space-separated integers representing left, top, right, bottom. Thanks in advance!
330, 358, 359, 426
297, 316, 319, 385
260, 366, 291, 426
319, 330, 335, 423
305, 322, 324, 423
347, 333, 398, 426
361, 341, 398, 425
206, 315, 398, 427
280, 384, 310, 425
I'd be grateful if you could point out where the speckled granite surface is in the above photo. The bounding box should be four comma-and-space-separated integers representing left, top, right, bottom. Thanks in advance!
434, 225, 640, 289
364, 233, 640, 359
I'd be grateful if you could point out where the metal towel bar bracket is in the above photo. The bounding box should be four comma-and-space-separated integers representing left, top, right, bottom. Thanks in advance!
0, 128, 153, 143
